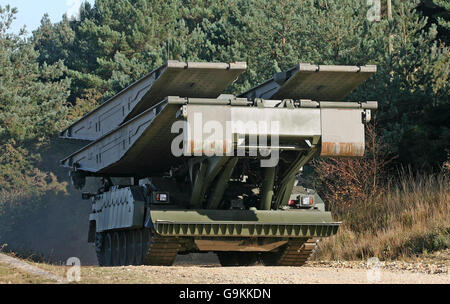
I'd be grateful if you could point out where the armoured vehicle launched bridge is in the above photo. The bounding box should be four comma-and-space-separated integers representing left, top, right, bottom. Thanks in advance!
61, 60, 377, 266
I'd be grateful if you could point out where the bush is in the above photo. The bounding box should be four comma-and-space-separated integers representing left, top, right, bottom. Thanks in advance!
313, 170, 450, 260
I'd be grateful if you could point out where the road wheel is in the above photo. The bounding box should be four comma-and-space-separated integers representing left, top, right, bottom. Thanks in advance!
119, 231, 127, 266
126, 230, 136, 266
112, 232, 120, 266
95, 233, 105, 266
104, 232, 113, 266
142, 229, 152, 261
135, 230, 143, 265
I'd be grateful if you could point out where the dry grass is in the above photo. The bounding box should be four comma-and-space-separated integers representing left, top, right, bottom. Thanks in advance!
314, 172, 450, 261
313, 126, 450, 261
0, 262, 56, 284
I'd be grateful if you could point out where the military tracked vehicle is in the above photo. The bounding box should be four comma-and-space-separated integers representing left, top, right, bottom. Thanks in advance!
60, 60, 377, 266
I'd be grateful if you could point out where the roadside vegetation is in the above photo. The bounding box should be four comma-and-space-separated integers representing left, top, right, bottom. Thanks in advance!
313, 131, 450, 260
314, 171, 449, 260
0, 262, 56, 284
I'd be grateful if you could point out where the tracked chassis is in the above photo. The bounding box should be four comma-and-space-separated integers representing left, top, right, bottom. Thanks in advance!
95, 228, 322, 267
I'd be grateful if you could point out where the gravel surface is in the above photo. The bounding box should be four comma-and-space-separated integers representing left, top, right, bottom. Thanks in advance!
308, 260, 448, 275
167, 253, 449, 284
89, 264, 448, 284
3, 252, 449, 284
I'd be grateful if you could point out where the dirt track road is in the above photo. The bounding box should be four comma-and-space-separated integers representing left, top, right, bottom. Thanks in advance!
1, 253, 448, 284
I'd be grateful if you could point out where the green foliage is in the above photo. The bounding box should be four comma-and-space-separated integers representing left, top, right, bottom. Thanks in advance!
418, 0, 450, 44
360, 1, 449, 170
0, 5, 69, 194
404, 227, 450, 254
0, 5, 71, 258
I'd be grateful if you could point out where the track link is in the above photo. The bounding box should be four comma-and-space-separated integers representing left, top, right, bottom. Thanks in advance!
261, 238, 319, 266
277, 238, 319, 266
143, 231, 180, 266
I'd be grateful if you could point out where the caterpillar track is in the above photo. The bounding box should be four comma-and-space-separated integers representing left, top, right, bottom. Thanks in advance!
260, 238, 319, 266
143, 233, 181, 266
95, 229, 180, 267
96, 229, 318, 267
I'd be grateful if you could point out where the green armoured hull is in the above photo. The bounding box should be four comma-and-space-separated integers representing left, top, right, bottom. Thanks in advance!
88, 187, 339, 267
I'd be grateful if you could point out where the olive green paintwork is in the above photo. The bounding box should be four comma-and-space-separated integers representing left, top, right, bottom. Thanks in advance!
148, 209, 339, 238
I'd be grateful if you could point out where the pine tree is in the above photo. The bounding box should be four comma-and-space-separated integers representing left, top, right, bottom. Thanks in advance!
418, 0, 450, 44
0, 5, 70, 193
358, 0, 449, 170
